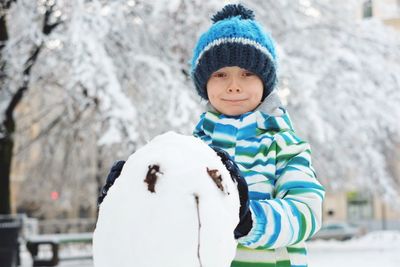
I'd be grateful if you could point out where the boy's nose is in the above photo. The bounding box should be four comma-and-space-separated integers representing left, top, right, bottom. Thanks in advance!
227, 87, 242, 93
227, 78, 242, 93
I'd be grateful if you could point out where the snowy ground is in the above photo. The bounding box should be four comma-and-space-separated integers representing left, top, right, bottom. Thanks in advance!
20, 231, 400, 267
308, 231, 400, 267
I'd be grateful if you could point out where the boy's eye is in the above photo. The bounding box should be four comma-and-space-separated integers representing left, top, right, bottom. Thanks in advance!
213, 72, 226, 78
243, 71, 254, 77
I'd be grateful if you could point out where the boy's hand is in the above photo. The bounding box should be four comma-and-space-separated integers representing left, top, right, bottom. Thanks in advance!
211, 146, 253, 239
97, 160, 126, 206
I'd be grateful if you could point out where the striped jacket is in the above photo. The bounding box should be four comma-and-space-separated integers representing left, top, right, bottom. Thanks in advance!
193, 92, 325, 267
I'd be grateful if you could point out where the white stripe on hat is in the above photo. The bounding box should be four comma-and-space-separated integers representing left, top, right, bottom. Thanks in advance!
193, 37, 275, 71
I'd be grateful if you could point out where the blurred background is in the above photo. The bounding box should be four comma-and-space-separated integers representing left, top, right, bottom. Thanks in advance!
1, 0, 400, 266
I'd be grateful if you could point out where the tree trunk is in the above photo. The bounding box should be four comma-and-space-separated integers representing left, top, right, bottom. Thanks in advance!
0, 135, 13, 214
0, 1, 12, 215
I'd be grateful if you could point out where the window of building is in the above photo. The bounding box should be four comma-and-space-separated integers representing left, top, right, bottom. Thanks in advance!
363, 0, 373, 18
347, 191, 373, 221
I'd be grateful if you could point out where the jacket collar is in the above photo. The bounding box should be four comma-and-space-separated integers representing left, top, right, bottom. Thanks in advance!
197, 90, 294, 138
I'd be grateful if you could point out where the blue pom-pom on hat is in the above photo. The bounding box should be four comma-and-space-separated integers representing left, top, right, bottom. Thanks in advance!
190, 4, 278, 101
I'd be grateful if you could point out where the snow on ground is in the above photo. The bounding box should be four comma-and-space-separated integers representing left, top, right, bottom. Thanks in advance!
19, 230, 400, 267
308, 231, 400, 267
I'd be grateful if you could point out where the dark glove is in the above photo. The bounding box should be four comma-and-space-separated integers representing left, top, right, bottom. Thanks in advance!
211, 146, 253, 239
97, 160, 125, 206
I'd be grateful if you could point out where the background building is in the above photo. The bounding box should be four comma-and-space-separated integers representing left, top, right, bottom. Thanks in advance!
360, 0, 400, 29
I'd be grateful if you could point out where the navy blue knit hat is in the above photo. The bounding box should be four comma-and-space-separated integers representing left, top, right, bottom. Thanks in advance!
190, 4, 278, 101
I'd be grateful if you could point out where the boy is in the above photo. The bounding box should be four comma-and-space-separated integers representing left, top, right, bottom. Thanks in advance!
191, 4, 324, 266
99, 4, 324, 267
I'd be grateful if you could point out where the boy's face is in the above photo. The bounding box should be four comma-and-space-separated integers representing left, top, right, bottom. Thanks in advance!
206, 66, 263, 116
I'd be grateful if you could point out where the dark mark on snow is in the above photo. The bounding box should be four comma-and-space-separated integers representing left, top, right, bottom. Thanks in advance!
206, 167, 224, 192
144, 164, 162, 193
194, 194, 203, 267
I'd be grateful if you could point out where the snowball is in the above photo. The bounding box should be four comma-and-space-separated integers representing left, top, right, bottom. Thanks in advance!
93, 131, 240, 267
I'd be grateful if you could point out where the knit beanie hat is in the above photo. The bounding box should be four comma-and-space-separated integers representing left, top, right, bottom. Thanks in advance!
190, 4, 278, 101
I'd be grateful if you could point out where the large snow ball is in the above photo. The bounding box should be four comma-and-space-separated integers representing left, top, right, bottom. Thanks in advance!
93, 131, 240, 267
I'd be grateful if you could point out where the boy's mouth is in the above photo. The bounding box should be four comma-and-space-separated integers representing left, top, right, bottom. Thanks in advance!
221, 98, 248, 103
